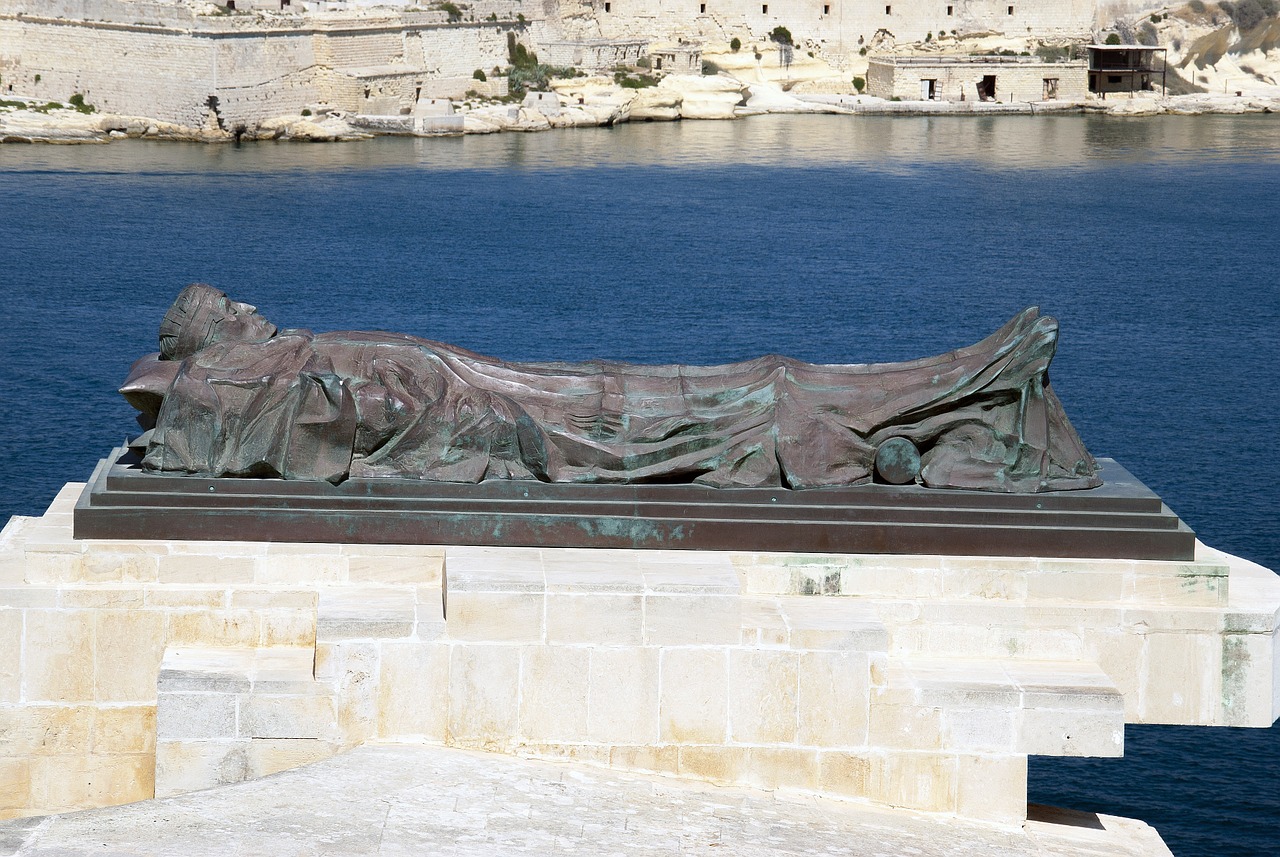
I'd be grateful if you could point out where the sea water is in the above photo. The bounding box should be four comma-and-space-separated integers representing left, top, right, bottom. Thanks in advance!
0, 115, 1276, 856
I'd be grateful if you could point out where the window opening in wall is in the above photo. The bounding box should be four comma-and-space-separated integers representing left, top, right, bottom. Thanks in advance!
885, 5, 891, 13
656, 57, 663, 69
700, 2, 706, 10
947, 5, 953, 14
415, 86, 422, 100
1008, 5, 1014, 14
364, 87, 371, 98
603, 1, 610, 10
226, 1, 236, 9
978, 75, 996, 101
1043, 78, 1059, 99
1107, 75, 1122, 84
823, 4, 830, 13
762, 4, 768, 12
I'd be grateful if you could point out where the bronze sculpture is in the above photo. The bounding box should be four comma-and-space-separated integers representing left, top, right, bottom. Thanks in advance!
119, 284, 1100, 493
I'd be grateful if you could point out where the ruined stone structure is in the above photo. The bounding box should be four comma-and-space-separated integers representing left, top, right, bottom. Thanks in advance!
867, 55, 1088, 101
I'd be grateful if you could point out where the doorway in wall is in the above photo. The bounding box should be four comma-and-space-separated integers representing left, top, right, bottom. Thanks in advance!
978, 75, 996, 101
919, 78, 936, 100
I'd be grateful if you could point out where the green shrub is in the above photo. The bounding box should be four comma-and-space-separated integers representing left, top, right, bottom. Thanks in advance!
435, 2, 462, 22
508, 64, 576, 95
34, 74, 41, 83
768, 26, 793, 46
614, 71, 659, 88
1138, 23, 1158, 44
1222, 0, 1267, 30
68, 92, 94, 114
1104, 33, 1122, 45
473, 68, 487, 81
301, 108, 312, 116
859, 46, 868, 56
924, 31, 932, 42
517, 12, 525, 22
1188, 0, 1206, 12
636, 55, 651, 68
730, 37, 742, 52
852, 76, 865, 92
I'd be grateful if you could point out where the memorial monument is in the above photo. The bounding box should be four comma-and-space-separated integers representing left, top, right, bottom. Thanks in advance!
1, 284, 1277, 857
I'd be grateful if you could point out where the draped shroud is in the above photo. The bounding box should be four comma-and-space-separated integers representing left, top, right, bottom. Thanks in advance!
133, 307, 1099, 493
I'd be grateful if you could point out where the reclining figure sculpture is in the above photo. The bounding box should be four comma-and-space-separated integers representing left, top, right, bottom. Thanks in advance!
119, 284, 1100, 493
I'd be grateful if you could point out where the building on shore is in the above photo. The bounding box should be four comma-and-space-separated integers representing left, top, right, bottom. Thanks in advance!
1086, 44, 1168, 97
866, 54, 1088, 103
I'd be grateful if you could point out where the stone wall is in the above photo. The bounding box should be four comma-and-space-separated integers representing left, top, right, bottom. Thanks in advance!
867, 56, 1088, 101
562, 0, 1103, 49
2, 481, 1277, 823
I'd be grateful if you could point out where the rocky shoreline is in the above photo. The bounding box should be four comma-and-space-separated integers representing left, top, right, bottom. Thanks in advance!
2, 79, 1277, 145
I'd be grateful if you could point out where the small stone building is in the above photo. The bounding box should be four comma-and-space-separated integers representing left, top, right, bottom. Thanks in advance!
1086, 45, 1168, 97
867, 55, 1088, 103
540, 39, 648, 73
649, 44, 703, 76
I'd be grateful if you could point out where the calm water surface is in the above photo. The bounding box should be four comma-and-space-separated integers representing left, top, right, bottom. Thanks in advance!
1, 115, 1277, 856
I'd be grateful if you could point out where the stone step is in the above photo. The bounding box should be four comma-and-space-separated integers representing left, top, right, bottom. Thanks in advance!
874, 656, 1124, 758
155, 645, 342, 798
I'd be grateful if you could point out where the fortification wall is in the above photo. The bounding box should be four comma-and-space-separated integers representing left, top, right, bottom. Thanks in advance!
0, 0, 197, 27
0, 17, 215, 127
560, 0, 1101, 51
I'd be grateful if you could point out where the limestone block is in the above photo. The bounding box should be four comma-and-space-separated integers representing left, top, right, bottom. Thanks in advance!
345, 544, 443, 585
95, 609, 166, 702
155, 740, 250, 798
0, 757, 31, 813
868, 702, 944, 751
939, 558, 1030, 600
546, 593, 642, 645
659, 648, 728, 745
140, 582, 227, 608
444, 547, 544, 592
797, 651, 871, 747
59, 586, 145, 609
839, 556, 944, 599
448, 645, 520, 749
640, 557, 738, 595
1125, 560, 1228, 606
158, 554, 255, 585
743, 747, 818, 791
1026, 564, 1123, 602
156, 692, 237, 741
377, 641, 450, 740
326, 641, 379, 744
255, 552, 346, 585
29, 753, 153, 813
543, 553, 644, 592
92, 705, 156, 754
740, 597, 789, 647
817, 751, 872, 798
0, 610, 20, 703
645, 594, 740, 646
0, 705, 93, 755
246, 738, 342, 779
779, 599, 888, 652
317, 587, 415, 640
956, 754, 1027, 825
868, 751, 958, 813
519, 646, 589, 742
23, 609, 95, 702
677, 745, 748, 784
239, 695, 338, 740
71, 552, 160, 584
941, 708, 1017, 753
0, 587, 58, 608
1017, 707, 1123, 757
1139, 632, 1221, 725
609, 744, 679, 776
228, 589, 315, 611
415, 586, 446, 641
728, 650, 798, 744
588, 647, 659, 744
446, 591, 544, 643
1083, 628, 1146, 719
167, 609, 261, 648
158, 647, 254, 694
258, 609, 317, 648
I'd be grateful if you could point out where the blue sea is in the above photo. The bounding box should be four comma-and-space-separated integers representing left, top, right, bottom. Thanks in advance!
0, 115, 1277, 855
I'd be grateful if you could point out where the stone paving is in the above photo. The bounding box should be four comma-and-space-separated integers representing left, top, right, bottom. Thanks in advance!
0, 743, 1171, 857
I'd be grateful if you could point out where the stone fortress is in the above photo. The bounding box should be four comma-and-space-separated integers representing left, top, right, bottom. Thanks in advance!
2, 0, 1267, 133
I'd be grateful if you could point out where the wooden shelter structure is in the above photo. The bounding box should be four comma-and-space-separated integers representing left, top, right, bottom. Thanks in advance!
1086, 45, 1168, 97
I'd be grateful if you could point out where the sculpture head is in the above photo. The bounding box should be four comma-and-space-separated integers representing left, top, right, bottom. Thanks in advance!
159, 284, 277, 360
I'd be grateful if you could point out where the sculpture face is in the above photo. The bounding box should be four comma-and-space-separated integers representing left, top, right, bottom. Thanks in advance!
159, 283, 277, 360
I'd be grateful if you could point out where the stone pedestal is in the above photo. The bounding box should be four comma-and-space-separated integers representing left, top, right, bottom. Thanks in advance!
2, 481, 1278, 829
